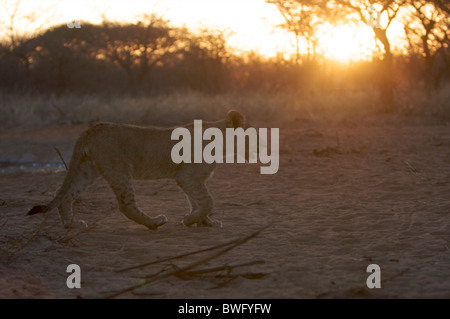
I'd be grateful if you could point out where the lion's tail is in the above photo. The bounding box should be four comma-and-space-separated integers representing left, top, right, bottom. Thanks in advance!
27, 204, 51, 215
27, 133, 89, 216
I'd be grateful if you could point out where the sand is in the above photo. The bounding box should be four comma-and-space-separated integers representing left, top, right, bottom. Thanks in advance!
0, 115, 449, 299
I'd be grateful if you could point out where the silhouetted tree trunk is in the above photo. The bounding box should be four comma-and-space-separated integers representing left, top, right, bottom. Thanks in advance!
373, 27, 394, 109
336, 0, 407, 111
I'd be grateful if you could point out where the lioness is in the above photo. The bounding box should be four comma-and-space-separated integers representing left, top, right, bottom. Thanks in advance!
27, 110, 249, 230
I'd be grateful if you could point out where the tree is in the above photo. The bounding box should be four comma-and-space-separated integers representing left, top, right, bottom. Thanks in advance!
404, 0, 450, 93
32, 24, 103, 94
266, 0, 328, 64
180, 28, 232, 92
0, 0, 57, 85
98, 15, 177, 94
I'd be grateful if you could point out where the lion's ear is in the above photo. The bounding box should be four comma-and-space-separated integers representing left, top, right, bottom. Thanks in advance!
226, 110, 246, 129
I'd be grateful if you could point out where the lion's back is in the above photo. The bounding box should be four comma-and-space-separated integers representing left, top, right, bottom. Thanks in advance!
81, 123, 180, 179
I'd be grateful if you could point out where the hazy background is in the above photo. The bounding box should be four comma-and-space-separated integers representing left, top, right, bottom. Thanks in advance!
1, 1, 450, 299
0, 0, 449, 127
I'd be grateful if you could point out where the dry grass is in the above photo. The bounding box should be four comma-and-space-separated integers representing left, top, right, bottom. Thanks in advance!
0, 87, 449, 129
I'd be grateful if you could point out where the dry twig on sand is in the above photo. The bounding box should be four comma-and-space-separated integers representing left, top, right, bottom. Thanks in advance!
178, 260, 265, 278
105, 226, 269, 298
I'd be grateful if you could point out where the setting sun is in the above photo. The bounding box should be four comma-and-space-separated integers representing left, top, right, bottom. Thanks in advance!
318, 24, 376, 62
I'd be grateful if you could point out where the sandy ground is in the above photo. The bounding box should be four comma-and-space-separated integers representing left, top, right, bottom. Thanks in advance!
0, 115, 449, 299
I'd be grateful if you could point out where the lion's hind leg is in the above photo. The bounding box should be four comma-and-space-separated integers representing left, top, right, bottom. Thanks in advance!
58, 159, 98, 228
110, 179, 167, 230
102, 169, 167, 230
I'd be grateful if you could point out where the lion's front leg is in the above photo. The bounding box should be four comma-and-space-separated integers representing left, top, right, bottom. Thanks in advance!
185, 196, 221, 227
176, 172, 220, 227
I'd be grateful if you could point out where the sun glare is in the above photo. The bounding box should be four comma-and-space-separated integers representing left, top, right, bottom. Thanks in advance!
318, 24, 376, 62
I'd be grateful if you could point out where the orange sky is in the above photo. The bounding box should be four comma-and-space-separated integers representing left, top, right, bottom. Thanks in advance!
0, 0, 409, 61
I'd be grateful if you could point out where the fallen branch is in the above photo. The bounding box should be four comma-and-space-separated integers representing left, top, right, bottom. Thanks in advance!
105, 226, 268, 298
116, 238, 241, 273
178, 260, 265, 278
117, 226, 268, 273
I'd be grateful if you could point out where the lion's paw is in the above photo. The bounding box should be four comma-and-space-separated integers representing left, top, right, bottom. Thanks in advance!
146, 215, 168, 230
182, 213, 198, 227
182, 214, 222, 228
198, 217, 222, 228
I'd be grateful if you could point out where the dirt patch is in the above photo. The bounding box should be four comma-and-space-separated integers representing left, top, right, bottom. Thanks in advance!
1, 117, 449, 298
